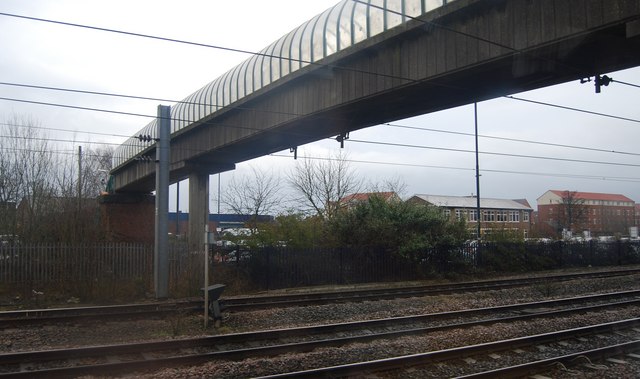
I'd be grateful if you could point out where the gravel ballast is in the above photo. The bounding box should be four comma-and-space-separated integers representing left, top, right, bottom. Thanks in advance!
2, 271, 639, 378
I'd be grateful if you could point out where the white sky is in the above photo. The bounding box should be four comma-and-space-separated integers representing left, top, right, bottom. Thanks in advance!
0, 0, 638, 213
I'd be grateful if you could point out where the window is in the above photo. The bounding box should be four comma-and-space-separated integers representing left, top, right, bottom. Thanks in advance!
483, 211, 495, 222
509, 211, 520, 222
455, 209, 464, 220
443, 209, 451, 218
523, 212, 529, 222
468, 210, 478, 222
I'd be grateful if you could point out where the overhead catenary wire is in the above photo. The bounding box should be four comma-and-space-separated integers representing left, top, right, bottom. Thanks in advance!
382, 122, 640, 157
268, 153, 640, 183
3, 0, 631, 117
505, 96, 640, 125
0, 134, 123, 147
0, 121, 132, 139
2, 5, 639, 143
2, 2, 636, 124
0, 81, 301, 120
345, 138, 640, 168
611, 79, 640, 89
0, 145, 113, 159
4, 80, 640, 135
0, 11, 425, 90
3, 87, 640, 160
2, 94, 639, 172
2, 142, 639, 184
4, 108, 639, 171
1, 4, 638, 181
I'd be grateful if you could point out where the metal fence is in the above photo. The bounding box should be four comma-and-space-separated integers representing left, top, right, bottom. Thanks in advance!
0, 243, 153, 285
2, 240, 639, 295
0, 242, 200, 297
236, 240, 640, 290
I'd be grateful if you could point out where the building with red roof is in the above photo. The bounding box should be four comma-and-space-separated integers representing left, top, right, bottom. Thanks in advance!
536, 190, 636, 238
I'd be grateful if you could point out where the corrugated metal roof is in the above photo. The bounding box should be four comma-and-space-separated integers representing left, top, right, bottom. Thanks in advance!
114, 0, 459, 168
411, 194, 532, 210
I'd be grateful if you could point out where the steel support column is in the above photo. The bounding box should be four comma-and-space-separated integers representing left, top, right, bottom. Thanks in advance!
155, 105, 171, 299
189, 171, 209, 252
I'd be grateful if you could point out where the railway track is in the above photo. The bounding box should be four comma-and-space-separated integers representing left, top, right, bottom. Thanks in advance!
259, 318, 640, 378
2, 267, 639, 327
0, 300, 200, 327
223, 267, 640, 310
1, 289, 639, 378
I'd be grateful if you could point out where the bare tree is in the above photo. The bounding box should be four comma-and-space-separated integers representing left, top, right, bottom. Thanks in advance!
51, 145, 114, 241
367, 175, 407, 198
557, 190, 588, 235
1, 114, 115, 242
287, 151, 362, 220
0, 139, 18, 235
222, 166, 282, 229
0, 114, 57, 240
81, 145, 114, 197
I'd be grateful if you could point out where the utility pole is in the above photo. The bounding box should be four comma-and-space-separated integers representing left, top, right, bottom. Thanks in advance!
77, 146, 82, 209
155, 105, 171, 299
176, 181, 180, 236
474, 103, 481, 241
76, 146, 82, 241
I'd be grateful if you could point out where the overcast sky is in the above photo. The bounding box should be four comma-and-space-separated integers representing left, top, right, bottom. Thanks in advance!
1, 0, 638, 213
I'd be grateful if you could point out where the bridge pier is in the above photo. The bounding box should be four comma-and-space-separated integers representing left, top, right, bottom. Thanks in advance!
188, 171, 210, 252
98, 193, 155, 243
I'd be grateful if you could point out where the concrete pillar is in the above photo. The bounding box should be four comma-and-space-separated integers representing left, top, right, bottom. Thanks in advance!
189, 171, 209, 252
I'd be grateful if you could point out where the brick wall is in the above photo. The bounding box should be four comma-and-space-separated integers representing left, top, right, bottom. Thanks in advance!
98, 194, 155, 244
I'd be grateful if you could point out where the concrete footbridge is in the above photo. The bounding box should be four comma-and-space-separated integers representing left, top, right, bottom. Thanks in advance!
106, 0, 640, 287
113, 0, 640, 192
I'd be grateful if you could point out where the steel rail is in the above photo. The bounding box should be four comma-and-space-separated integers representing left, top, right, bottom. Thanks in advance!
222, 267, 640, 310
256, 318, 640, 378
454, 340, 640, 378
2, 291, 639, 378
2, 267, 639, 326
0, 300, 201, 327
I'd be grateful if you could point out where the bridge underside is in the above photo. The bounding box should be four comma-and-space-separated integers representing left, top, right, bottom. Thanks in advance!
113, 0, 640, 193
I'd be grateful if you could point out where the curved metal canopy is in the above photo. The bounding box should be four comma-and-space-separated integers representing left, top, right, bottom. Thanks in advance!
114, 0, 454, 168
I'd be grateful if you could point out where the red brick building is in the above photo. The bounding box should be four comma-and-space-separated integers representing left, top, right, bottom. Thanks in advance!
536, 190, 636, 238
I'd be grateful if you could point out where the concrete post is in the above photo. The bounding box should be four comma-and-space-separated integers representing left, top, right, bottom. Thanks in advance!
189, 171, 210, 252
155, 105, 171, 299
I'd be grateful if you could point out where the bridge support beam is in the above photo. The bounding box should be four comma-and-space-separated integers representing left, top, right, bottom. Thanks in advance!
189, 172, 209, 252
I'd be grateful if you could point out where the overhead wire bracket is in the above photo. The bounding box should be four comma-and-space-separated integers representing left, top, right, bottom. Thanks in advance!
336, 132, 349, 148
581, 74, 612, 93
